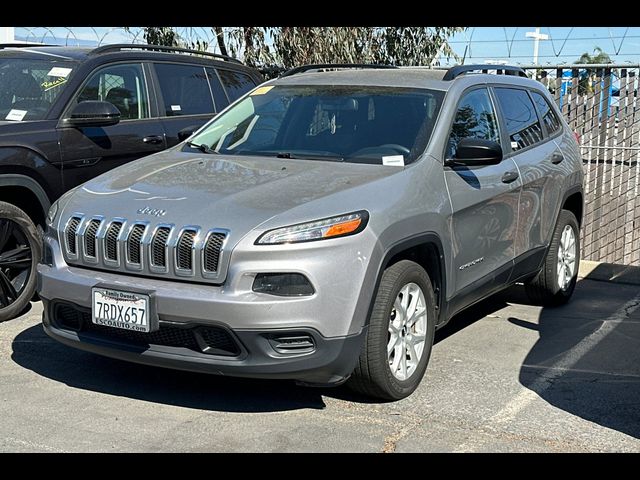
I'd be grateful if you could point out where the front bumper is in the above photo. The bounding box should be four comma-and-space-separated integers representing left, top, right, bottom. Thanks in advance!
41, 299, 366, 385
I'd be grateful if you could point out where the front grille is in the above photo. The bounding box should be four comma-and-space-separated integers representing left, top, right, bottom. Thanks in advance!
84, 219, 101, 257
53, 302, 240, 356
203, 232, 225, 273
66, 217, 81, 255
176, 230, 196, 270
151, 227, 171, 267
62, 216, 228, 283
127, 224, 146, 264
105, 222, 122, 261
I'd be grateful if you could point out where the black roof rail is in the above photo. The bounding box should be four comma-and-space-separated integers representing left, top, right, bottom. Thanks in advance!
443, 64, 527, 81
89, 44, 243, 64
280, 63, 397, 78
0, 43, 55, 49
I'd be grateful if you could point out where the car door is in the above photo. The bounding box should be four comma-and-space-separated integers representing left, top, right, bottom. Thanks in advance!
152, 62, 229, 147
495, 88, 566, 261
444, 87, 521, 296
58, 62, 166, 190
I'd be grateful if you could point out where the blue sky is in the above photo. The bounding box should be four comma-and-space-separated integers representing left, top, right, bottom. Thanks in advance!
14, 27, 640, 66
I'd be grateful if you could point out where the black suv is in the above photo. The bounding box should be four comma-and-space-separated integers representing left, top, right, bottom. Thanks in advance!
0, 43, 263, 321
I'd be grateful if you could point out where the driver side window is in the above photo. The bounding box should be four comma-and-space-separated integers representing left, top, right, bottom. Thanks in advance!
446, 88, 500, 158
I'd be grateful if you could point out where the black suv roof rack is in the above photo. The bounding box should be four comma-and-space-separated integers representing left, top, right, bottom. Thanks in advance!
280, 63, 397, 78
443, 64, 527, 81
89, 44, 243, 64
0, 43, 54, 49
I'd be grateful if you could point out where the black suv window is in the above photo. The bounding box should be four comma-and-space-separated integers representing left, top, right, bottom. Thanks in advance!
530, 90, 562, 136
217, 69, 255, 103
494, 87, 544, 151
447, 88, 500, 158
154, 63, 215, 116
76, 63, 149, 120
205, 68, 231, 111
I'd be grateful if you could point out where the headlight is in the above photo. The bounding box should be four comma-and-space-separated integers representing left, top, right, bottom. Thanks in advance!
256, 211, 368, 245
46, 201, 59, 227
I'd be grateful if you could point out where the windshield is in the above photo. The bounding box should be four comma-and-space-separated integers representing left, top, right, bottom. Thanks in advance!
0, 57, 76, 121
188, 84, 444, 164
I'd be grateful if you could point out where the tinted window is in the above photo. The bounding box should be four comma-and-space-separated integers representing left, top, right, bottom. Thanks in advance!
205, 68, 230, 111
0, 58, 77, 121
531, 90, 562, 136
155, 63, 214, 116
189, 85, 444, 165
447, 88, 500, 158
217, 69, 255, 102
76, 63, 149, 120
494, 88, 544, 151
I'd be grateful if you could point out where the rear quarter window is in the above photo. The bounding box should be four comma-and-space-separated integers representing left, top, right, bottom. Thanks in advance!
217, 69, 256, 103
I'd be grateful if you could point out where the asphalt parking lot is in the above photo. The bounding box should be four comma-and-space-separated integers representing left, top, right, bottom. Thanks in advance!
1, 277, 639, 452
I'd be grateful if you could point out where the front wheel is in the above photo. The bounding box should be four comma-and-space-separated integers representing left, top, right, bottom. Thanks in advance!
348, 260, 436, 400
0, 201, 41, 322
525, 209, 580, 306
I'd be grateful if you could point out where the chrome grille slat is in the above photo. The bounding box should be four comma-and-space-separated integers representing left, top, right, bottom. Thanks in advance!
105, 222, 123, 261
176, 229, 196, 271
127, 224, 146, 265
203, 232, 226, 273
65, 217, 81, 255
151, 227, 171, 267
84, 219, 101, 258
62, 217, 228, 283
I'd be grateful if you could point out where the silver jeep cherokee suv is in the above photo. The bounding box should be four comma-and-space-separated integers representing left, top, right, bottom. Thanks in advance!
38, 64, 583, 400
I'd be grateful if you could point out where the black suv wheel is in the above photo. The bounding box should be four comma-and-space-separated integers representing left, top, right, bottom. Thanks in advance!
0, 201, 41, 322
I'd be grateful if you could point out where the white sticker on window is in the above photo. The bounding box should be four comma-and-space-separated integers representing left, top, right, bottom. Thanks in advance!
5, 109, 27, 121
511, 141, 520, 150
382, 155, 405, 167
171, 105, 182, 111
47, 67, 72, 78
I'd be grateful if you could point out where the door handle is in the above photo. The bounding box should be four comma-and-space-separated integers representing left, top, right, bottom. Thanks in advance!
501, 170, 519, 184
143, 135, 164, 145
551, 152, 564, 164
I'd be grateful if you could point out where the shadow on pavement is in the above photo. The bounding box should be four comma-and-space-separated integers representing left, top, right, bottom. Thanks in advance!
509, 279, 640, 439
11, 324, 331, 413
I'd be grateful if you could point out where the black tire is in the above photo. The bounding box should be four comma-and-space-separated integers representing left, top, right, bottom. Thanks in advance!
525, 209, 580, 307
0, 201, 41, 322
348, 260, 436, 401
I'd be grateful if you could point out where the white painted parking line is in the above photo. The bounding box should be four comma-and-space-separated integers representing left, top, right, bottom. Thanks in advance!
454, 293, 640, 452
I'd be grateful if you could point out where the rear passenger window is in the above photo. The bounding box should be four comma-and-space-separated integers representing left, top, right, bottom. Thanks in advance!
530, 90, 562, 136
494, 88, 544, 151
205, 68, 230, 111
446, 88, 500, 158
217, 69, 255, 102
154, 63, 214, 116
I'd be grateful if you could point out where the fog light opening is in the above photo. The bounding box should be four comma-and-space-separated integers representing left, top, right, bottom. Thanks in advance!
252, 273, 315, 297
268, 334, 316, 355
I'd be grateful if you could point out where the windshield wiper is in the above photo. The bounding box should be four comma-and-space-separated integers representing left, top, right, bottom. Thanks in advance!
275, 152, 344, 162
186, 141, 217, 154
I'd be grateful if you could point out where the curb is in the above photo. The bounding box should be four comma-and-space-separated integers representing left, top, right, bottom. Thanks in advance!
578, 260, 640, 286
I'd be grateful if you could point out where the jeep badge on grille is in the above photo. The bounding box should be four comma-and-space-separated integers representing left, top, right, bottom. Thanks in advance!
137, 206, 167, 217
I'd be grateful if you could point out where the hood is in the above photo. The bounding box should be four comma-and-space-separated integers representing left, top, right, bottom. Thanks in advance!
61, 149, 399, 246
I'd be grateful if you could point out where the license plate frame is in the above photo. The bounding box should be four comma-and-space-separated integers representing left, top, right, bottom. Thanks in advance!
91, 285, 159, 333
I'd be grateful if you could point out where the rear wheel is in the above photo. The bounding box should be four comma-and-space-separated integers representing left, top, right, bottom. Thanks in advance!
348, 260, 436, 400
525, 209, 580, 306
0, 201, 41, 322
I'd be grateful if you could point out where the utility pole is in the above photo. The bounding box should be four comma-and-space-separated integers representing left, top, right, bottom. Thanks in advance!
525, 27, 549, 65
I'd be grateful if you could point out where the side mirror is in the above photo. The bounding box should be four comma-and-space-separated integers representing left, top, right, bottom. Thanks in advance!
63, 100, 121, 128
178, 125, 202, 142
445, 138, 503, 167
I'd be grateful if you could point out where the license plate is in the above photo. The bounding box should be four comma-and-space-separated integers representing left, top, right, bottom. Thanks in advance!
92, 288, 150, 333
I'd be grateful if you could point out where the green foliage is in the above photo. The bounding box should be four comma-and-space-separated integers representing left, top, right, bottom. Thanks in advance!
133, 27, 464, 76
574, 47, 612, 95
